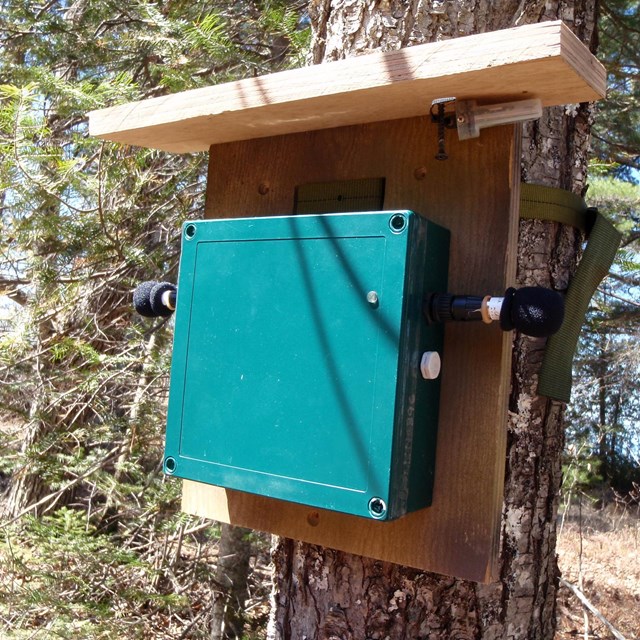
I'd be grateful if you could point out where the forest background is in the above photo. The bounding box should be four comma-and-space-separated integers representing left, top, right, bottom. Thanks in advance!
0, 1, 638, 638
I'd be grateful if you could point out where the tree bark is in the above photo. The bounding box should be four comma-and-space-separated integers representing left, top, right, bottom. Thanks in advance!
211, 524, 252, 640
268, 2, 598, 639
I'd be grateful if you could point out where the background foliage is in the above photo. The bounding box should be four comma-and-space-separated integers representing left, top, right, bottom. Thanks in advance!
0, 1, 307, 637
564, 0, 640, 500
0, 0, 637, 638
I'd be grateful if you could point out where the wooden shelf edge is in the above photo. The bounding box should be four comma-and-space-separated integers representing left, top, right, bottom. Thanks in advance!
180, 481, 499, 582
88, 21, 605, 153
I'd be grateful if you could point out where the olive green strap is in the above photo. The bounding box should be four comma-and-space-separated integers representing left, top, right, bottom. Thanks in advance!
519, 183, 621, 403
520, 184, 597, 233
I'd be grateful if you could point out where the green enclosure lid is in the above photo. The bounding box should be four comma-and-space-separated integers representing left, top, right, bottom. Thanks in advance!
164, 211, 448, 520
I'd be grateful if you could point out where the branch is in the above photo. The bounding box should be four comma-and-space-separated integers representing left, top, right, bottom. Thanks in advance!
0, 275, 31, 306
620, 232, 640, 249
607, 271, 640, 288
600, 1, 640, 37
599, 308, 640, 327
597, 287, 640, 308
590, 133, 640, 171
96, 141, 126, 262
559, 578, 627, 640
0, 445, 120, 528
11, 90, 98, 217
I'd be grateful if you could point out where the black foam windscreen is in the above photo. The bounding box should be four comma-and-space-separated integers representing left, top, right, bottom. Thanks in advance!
133, 280, 158, 318
150, 282, 176, 318
500, 286, 564, 337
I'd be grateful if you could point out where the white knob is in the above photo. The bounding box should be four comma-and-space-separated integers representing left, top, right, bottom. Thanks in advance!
420, 351, 441, 380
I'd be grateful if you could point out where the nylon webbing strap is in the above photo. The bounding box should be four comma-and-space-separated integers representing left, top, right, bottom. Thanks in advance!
520, 183, 597, 234
519, 183, 621, 403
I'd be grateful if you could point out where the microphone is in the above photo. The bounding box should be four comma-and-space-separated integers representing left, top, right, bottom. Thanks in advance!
423, 286, 564, 337
133, 281, 177, 318
132, 281, 563, 336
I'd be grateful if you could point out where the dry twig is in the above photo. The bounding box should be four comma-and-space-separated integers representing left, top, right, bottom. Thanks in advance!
559, 578, 627, 640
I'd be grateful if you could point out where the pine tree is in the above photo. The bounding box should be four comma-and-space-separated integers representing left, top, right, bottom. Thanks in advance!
0, 2, 308, 635
592, 0, 640, 177
566, 176, 640, 495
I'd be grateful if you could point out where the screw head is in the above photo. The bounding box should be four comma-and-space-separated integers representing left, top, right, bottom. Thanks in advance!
368, 497, 388, 519
389, 213, 407, 233
366, 291, 379, 306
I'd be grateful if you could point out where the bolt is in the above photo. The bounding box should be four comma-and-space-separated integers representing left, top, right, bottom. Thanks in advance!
366, 291, 379, 306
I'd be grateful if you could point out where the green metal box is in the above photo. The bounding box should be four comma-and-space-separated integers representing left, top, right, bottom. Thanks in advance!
164, 211, 449, 520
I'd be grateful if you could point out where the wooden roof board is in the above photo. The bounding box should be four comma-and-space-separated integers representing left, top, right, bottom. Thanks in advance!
89, 20, 605, 153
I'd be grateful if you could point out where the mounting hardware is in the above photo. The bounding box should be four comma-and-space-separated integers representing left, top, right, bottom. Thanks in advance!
389, 212, 407, 233
456, 98, 542, 139
430, 97, 457, 161
420, 351, 441, 380
430, 97, 542, 155
368, 497, 388, 519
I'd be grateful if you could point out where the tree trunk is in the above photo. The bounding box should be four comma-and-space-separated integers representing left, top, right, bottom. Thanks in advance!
268, 2, 597, 639
211, 524, 252, 640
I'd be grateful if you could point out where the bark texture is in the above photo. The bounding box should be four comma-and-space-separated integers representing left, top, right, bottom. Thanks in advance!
269, 2, 598, 639
211, 524, 252, 640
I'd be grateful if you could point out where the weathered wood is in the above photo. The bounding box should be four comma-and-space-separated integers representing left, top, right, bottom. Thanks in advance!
88, 20, 604, 153
181, 115, 520, 583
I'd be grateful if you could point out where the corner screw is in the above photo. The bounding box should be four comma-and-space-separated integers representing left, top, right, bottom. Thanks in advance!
368, 497, 387, 519
164, 457, 177, 474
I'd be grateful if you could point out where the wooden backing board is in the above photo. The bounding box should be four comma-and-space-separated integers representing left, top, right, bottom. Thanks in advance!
88, 21, 605, 153
181, 116, 520, 583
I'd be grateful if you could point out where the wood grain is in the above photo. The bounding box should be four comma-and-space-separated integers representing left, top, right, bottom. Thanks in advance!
181, 116, 520, 583
89, 21, 604, 153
